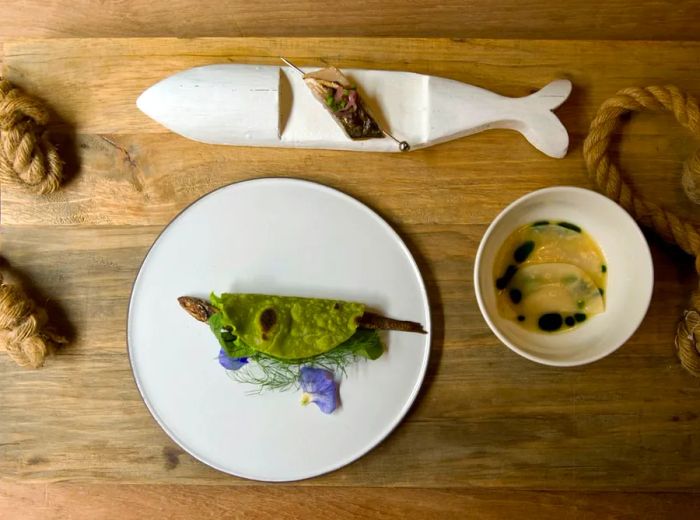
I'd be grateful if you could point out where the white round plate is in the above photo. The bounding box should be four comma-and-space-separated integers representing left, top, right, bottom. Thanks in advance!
128, 178, 431, 481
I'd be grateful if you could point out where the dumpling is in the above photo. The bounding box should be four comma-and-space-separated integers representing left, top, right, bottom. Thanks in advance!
495, 222, 606, 289
498, 263, 605, 331
493, 221, 607, 333
521, 223, 606, 288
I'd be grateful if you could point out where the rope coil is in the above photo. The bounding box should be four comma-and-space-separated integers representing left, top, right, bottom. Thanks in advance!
0, 77, 63, 194
583, 85, 700, 376
0, 272, 66, 368
0, 78, 66, 367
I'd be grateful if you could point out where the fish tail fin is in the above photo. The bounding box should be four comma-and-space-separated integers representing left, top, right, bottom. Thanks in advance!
512, 79, 572, 158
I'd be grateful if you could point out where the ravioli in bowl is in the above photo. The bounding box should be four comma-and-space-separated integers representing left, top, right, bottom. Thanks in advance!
493, 221, 607, 333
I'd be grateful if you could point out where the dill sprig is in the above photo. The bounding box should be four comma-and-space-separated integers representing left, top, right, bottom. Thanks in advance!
226, 347, 363, 394
222, 328, 384, 394
227, 355, 300, 393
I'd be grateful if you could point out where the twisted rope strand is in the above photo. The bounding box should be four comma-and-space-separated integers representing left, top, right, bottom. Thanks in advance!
0, 78, 66, 366
583, 85, 700, 376
0, 78, 63, 194
0, 272, 66, 368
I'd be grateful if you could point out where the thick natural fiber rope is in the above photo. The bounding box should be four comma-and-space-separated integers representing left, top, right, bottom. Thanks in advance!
583, 85, 700, 376
0, 78, 66, 367
0, 272, 66, 368
0, 77, 62, 194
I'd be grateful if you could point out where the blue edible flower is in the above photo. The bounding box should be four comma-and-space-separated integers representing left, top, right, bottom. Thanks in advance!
299, 366, 338, 414
218, 348, 248, 371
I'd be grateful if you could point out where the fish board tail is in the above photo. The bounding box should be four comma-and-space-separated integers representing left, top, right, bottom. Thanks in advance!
511, 79, 573, 159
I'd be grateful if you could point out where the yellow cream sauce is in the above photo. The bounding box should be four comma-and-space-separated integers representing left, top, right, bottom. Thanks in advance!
493, 221, 607, 332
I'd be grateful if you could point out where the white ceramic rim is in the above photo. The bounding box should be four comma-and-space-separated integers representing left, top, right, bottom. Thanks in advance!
126, 177, 432, 481
473, 186, 654, 367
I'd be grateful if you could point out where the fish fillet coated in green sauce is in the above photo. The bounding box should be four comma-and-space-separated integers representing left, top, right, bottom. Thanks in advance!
210, 293, 365, 360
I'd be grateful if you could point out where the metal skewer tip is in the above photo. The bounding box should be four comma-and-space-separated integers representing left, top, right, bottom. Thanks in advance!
383, 130, 411, 152
280, 57, 305, 75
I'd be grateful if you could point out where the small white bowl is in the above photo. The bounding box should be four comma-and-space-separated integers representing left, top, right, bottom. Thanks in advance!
474, 186, 653, 367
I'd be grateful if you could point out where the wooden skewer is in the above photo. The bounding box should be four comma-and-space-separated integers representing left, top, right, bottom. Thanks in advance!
178, 296, 426, 334
279, 57, 410, 152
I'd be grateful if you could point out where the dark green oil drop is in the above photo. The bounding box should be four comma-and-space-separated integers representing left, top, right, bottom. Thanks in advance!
565, 316, 575, 327
513, 240, 535, 263
496, 265, 518, 290
557, 222, 582, 233
574, 313, 587, 323
517, 315, 526, 322
532, 220, 550, 227
538, 313, 563, 331
509, 288, 522, 304
598, 288, 604, 297
601, 264, 607, 273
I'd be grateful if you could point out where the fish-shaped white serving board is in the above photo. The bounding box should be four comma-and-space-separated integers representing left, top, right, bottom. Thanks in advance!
137, 64, 572, 158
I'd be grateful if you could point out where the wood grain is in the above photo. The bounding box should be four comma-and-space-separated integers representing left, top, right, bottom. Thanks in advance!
2, 483, 700, 520
0, 223, 699, 488
1, 37, 700, 497
3, 38, 700, 227
1, 1, 700, 42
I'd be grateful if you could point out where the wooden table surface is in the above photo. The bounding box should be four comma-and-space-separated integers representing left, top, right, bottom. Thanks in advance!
2, 3, 700, 519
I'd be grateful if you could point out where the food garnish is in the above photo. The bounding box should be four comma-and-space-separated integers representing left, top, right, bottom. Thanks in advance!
281, 58, 410, 151
179, 293, 425, 413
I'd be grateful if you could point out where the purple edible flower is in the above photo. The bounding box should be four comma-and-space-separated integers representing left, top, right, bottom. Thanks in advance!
218, 349, 248, 371
299, 366, 338, 414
